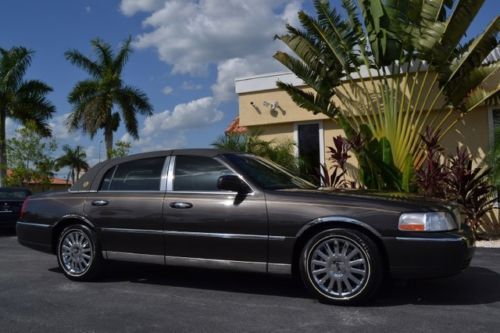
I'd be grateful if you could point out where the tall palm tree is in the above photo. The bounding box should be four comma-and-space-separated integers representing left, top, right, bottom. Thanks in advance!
0, 47, 55, 186
274, 0, 499, 190
56, 145, 89, 184
65, 37, 153, 159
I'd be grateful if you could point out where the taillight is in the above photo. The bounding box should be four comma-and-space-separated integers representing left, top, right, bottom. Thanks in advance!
19, 197, 29, 220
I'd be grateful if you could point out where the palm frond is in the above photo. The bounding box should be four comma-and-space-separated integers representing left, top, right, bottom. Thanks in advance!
64, 49, 101, 77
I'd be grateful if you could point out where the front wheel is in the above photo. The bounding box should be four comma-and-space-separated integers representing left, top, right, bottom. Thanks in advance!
300, 228, 383, 305
57, 225, 103, 281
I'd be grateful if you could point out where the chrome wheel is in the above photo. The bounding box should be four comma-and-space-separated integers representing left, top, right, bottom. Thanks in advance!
308, 236, 369, 299
60, 230, 93, 276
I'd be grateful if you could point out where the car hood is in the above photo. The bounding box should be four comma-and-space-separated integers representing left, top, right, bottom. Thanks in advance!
268, 188, 457, 213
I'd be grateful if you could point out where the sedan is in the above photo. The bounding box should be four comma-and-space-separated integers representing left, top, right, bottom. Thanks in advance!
16, 149, 475, 304
0, 187, 31, 229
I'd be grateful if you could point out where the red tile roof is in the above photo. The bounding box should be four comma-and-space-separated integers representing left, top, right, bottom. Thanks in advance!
225, 116, 247, 134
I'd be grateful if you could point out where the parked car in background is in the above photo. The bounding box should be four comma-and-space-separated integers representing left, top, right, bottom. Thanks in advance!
0, 188, 31, 229
16, 149, 475, 305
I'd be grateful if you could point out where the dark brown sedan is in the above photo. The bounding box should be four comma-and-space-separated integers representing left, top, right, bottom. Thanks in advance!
17, 149, 475, 304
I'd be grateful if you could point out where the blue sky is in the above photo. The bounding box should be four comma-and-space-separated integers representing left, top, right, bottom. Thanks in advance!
0, 0, 497, 177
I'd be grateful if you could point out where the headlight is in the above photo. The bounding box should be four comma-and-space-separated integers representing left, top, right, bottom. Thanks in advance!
398, 212, 457, 232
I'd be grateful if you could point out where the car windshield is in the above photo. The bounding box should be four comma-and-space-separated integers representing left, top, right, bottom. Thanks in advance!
0, 189, 29, 200
224, 154, 317, 190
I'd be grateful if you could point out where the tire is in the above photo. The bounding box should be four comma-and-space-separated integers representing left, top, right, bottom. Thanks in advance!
299, 228, 383, 305
57, 224, 103, 281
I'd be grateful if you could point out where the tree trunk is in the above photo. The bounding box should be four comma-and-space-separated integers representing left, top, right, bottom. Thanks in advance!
0, 110, 7, 187
104, 125, 113, 160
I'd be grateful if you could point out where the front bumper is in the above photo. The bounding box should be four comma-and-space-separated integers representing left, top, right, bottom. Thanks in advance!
383, 228, 475, 279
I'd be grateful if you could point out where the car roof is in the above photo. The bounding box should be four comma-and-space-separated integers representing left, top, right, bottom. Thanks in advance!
70, 148, 239, 192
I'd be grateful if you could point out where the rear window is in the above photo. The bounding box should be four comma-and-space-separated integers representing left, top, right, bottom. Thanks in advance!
0, 189, 30, 200
99, 157, 165, 191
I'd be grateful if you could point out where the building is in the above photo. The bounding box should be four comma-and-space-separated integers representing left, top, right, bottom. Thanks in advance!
234, 71, 499, 234
6, 170, 70, 192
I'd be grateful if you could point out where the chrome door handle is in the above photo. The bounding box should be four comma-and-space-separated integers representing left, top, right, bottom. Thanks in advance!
169, 202, 193, 209
91, 200, 109, 206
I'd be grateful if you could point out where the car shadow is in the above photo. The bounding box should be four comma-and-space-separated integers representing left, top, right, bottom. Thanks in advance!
0, 228, 16, 237
49, 258, 500, 306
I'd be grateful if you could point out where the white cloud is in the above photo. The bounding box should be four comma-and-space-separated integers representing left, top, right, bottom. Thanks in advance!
120, 0, 165, 16
5, 118, 18, 139
85, 6, 91, 13
131, 0, 303, 76
143, 97, 223, 134
162, 86, 173, 95
49, 113, 80, 141
181, 81, 202, 91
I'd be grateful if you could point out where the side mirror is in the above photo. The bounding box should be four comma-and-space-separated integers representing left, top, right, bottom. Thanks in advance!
217, 175, 251, 193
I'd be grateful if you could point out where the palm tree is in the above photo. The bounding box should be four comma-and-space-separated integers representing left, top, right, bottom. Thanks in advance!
0, 47, 55, 186
65, 37, 153, 159
274, 0, 499, 190
56, 145, 89, 184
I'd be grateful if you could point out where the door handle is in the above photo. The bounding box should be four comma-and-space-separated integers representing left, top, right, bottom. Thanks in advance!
169, 202, 193, 209
91, 200, 109, 206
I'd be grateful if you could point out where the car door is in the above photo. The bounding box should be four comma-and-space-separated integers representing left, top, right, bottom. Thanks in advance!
84, 156, 167, 260
163, 154, 268, 268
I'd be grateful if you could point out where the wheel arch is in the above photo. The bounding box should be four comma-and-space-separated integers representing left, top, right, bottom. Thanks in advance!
291, 217, 389, 276
51, 215, 96, 254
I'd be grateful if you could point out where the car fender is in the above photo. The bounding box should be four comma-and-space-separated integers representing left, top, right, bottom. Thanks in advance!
296, 216, 382, 239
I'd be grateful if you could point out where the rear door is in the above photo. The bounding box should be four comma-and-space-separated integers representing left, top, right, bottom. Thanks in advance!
163, 154, 268, 265
84, 156, 167, 257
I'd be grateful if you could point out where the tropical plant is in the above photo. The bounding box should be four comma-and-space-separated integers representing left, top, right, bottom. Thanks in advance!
6, 126, 57, 187
56, 145, 89, 184
65, 37, 153, 159
447, 147, 497, 235
318, 135, 353, 188
0, 46, 55, 186
415, 127, 496, 235
416, 126, 448, 197
109, 140, 132, 158
274, 0, 499, 190
212, 130, 300, 173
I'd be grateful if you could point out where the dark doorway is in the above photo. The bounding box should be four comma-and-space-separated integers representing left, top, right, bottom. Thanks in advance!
297, 123, 320, 183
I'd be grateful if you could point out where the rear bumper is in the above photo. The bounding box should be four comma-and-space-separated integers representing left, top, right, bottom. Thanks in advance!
16, 221, 53, 253
383, 229, 475, 279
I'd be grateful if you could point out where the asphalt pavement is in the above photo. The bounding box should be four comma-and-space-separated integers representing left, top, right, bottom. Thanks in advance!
1, 229, 499, 332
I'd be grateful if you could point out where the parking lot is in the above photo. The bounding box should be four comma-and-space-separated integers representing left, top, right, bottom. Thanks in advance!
1, 230, 499, 333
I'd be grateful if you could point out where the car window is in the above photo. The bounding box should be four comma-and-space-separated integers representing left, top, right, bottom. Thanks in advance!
99, 166, 116, 191
224, 154, 316, 190
173, 156, 234, 191
101, 157, 165, 191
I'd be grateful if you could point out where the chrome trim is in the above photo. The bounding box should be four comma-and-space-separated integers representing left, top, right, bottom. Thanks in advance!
101, 227, 163, 235
16, 221, 51, 228
395, 236, 465, 242
101, 227, 286, 241
164, 255, 266, 272
267, 263, 291, 274
166, 156, 175, 191
104, 251, 165, 265
160, 156, 171, 192
296, 216, 382, 238
163, 230, 268, 240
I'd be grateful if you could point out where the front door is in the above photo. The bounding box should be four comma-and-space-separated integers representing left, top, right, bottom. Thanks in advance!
84, 156, 166, 256
163, 154, 268, 265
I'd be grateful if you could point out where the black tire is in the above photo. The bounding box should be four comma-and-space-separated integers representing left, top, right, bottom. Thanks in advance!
57, 224, 103, 281
299, 228, 383, 305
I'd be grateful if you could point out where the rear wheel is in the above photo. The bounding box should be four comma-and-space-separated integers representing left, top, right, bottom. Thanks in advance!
300, 228, 383, 305
57, 225, 103, 281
